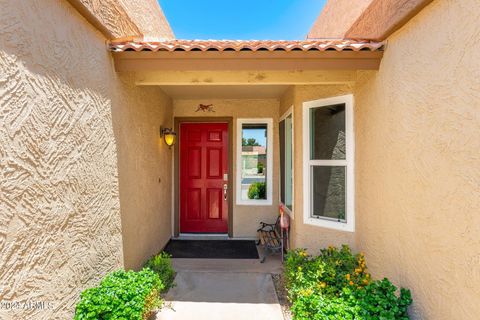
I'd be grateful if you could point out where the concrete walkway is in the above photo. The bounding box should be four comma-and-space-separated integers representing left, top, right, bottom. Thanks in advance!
155, 255, 284, 320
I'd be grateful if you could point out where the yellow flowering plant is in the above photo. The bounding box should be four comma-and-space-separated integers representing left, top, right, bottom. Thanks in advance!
284, 249, 326, 300
317, 245, 370, 296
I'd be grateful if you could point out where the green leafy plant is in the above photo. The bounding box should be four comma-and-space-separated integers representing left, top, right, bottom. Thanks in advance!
284, 245, 412, 320
257, 162, 264, 174
291, 292, 359, 320
247, 181, 266, 199
353, 278, 412, 319
144, 252, 175, 292
74, 269, 164, 320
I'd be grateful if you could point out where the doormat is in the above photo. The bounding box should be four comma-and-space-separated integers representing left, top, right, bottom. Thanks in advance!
163, 240, 259, 259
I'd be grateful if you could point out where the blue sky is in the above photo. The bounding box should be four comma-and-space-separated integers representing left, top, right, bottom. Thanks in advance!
244, 128, 267, 146
158, 1, 327, 40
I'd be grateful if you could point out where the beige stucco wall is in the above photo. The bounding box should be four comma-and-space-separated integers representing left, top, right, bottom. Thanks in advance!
119, 0, 174, 39
71, 0, 174, 39
307, 0, 373, 39
173, 99, 280, 237
280, 85, 357, 252
0, 0, 173, 318
285, 2, 480, 314
112, 76, 173, 270
354, 0, 480, 319
76, 0, 140, 37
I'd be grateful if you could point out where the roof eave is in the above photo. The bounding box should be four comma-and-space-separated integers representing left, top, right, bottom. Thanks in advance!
112, 50, 384, 72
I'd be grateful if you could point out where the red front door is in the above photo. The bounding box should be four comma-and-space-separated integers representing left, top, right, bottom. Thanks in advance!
180, 122, 229, 233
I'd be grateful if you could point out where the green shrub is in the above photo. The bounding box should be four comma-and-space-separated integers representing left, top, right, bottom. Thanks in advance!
291, 292, 359, 320
144, 252, 175, 292
74, 269, 164, 320
247, 181, 266, 199
284, 246, 412, 320
353, 278, 412, 319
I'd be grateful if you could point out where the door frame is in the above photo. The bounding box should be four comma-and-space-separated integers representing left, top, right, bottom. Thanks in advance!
174, 117, 234, 237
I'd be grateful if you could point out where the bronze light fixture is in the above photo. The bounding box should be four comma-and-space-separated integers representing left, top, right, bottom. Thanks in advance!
160, 126, 176, 148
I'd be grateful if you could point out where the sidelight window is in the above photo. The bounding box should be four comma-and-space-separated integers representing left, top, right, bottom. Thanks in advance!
236, 119, 273, 205
279, 109, 293, 215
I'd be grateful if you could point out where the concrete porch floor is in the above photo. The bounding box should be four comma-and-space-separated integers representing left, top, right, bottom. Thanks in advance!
155, 246, 285, 320
171, 254, 283, 274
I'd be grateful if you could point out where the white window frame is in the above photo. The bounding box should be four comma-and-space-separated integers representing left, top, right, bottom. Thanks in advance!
236, 118, 273, 206
302, 94, 355, 232
279, 107, 294, 218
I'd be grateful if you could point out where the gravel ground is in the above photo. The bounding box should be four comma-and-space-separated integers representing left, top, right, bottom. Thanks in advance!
272, 273, 292, 320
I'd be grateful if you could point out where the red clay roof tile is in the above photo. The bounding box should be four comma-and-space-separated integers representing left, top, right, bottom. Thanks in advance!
108, 39, 385, 52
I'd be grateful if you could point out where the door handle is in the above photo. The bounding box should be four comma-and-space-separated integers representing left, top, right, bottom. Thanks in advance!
223, 184, 228, 201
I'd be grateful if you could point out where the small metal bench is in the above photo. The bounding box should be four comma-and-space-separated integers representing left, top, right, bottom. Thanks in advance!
257, 216, 284, 263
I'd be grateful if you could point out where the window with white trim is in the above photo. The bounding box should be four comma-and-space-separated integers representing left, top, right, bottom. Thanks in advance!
303, 94, 354, 232
236, 119, 273, 205
279, 109, 293, 214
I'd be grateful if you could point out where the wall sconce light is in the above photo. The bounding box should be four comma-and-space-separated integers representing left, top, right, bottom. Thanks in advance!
160, 126, 176, 148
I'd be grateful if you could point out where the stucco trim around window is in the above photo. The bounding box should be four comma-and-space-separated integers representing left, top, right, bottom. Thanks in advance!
236, 118, 273, 206
302, 94, 355, 232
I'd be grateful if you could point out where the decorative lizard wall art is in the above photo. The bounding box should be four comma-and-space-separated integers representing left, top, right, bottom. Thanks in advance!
195, 104, 215, 112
